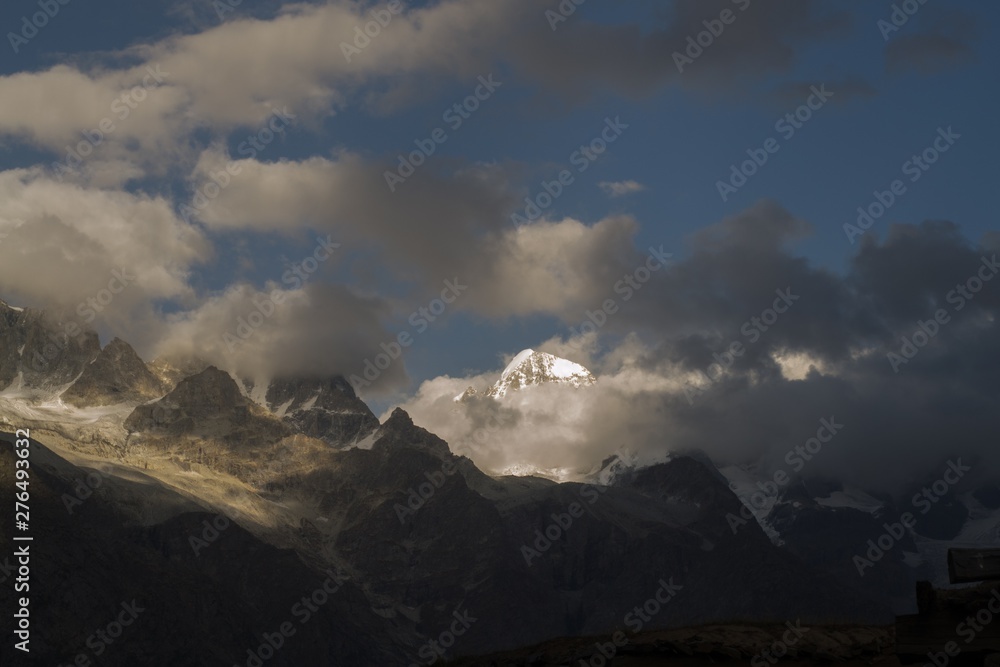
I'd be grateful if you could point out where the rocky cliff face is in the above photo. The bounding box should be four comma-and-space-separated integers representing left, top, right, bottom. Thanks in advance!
0, 433, 408, 666
250, 375, 379, 446
147, 356, 211, 393
0, 306, 905, 664
261, 410, 892, 658
124, 366, 291, 448
0, 300, 101, 392
61, 337, 167, 407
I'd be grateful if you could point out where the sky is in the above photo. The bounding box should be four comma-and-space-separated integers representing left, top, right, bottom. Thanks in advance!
1, 0, 998, 487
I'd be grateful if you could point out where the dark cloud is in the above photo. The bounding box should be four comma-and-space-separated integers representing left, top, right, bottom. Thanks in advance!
886, 33, 977, 74
766, 79, 876, 109
498, 0, 854, 101
401, 202, 1000, 497
155, 282, 409, 389
884, 9, 978, 75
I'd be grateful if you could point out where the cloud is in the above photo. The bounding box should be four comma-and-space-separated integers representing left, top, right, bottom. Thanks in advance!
154, 282, 407, 387
0, 64, 188, 172
186, 149, 656, 320
886, 34, 977, 75
0, 167, 210, 310
395, 206, 1000, 497
599, 180, 646, 197
884, 9, 978, 75
766, 79, 876, 108
0, 0, 859, 167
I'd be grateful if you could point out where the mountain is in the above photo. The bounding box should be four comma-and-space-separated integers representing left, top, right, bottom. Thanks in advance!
61, 337, 167, 407
455, 348, 597, 402
147, 355, 211, 392
0, 431, 408, 666
3, 303, 993, 663
241, 375, 378, 446
487, 349, 596, 398
0, 300, 101, 392
0, 414, 893, 664
124, 366, 292, 450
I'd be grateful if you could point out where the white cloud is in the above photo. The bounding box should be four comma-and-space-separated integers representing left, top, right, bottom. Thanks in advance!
155, 282, 404, 384
599, 180, 645, 197
0, 168, 210, 308
393, 341, 691, 477
185, 148, 653, 319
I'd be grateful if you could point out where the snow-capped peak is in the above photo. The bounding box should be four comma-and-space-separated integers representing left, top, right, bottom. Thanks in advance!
499, 349, 537, 380
486, 349, 596, 398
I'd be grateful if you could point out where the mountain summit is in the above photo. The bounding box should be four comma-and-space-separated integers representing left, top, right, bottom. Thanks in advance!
486, 348, 596, 398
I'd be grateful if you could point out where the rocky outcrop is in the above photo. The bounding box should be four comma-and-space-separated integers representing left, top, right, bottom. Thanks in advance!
147, 356, 212, 393
0, 433, 408, 666
270, 410, 892, 659
124, 367, 291, 448
0, 300, 101, 392
62, 337, 167, 407
260, 376, 379, 446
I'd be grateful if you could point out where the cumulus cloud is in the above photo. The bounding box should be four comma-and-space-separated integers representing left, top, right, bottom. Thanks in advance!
0, 167, 210, 310
599, 180, 645, 197
0, 64, 189, 171
154, 282, 407, 387
395, 208, 1000, 497
0, 0, 994, 505
0, 0, 857, 167
187, 149, 655, 319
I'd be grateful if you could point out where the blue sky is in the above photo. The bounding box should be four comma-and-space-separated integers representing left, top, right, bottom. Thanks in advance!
0, 0, 996, 414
